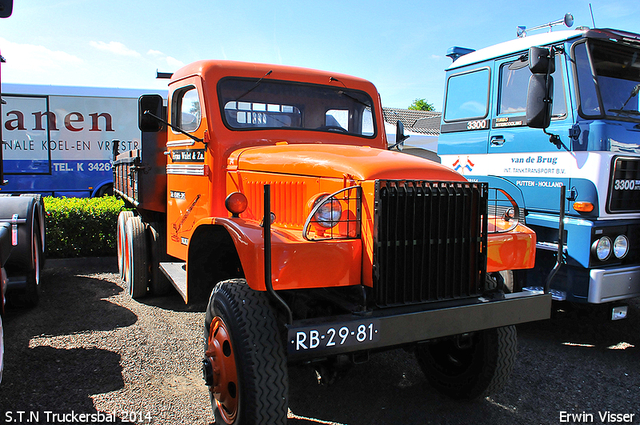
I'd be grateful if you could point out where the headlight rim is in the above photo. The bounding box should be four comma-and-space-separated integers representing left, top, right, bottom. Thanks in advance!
592, 236, 612, 261
613, 235, 629, 259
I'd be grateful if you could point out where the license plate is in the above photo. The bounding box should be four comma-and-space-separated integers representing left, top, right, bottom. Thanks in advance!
288, 319, 381, 353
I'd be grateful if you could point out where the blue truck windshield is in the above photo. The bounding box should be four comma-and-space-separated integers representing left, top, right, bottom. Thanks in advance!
575, 40, 640, 121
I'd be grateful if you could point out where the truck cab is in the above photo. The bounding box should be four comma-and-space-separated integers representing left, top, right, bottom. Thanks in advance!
114, 60, 550, 425
439, 26, 640, 311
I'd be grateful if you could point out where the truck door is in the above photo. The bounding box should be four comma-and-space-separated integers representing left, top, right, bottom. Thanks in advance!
2, 95, 52, 177
439, 66, 492, 159
488, 50, 573, 213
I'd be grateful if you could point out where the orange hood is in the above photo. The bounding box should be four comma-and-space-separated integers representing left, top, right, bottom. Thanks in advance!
229, 144, 464, 182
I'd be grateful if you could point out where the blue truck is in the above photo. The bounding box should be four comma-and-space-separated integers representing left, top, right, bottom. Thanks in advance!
437, 18, 640, 318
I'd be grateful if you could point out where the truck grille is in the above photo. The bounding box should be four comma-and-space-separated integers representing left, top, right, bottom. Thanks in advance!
373, 180, 488, 307
607, 156, 640, 213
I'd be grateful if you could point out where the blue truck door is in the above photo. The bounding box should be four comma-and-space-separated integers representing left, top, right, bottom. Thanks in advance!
439, 66, 492, 160
487, 50, 574, 214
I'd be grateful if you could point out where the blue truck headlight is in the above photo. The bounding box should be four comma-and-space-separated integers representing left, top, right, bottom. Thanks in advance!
613, 235, 629, 259
592, 236, 612, 261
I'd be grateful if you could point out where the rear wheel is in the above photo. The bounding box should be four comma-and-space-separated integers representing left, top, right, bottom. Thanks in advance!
203, 279, 288, 424
0, 313, 4, 383
117, 211, 134, 279
18, 226, 41, 307
416, 325, 517, 399
148, 223, 171, 296
125, 216, 148, 299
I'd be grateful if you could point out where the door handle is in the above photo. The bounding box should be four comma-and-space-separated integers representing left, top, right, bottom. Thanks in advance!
490, 135, 505, 146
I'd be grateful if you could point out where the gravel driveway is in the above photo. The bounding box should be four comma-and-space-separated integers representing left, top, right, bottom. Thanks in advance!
1, 258, 638, 425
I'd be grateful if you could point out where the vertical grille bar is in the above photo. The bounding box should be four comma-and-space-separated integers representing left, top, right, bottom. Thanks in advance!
373, 180, 488, 307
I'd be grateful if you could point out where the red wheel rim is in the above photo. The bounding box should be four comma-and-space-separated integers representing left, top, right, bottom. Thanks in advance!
206, 317, 239, 423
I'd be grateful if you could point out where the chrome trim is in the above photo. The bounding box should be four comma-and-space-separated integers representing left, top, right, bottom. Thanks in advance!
167, 164, 205, 176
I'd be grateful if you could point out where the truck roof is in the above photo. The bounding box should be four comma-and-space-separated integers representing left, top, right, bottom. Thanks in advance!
1, 83, 167, 99
170, 60, 377, 93
446, 27, 640, 71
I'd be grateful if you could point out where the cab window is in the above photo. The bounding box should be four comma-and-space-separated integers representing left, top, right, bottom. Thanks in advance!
498, 55, 567, 117
444, 68, 490, 122
173, 86, 201, 133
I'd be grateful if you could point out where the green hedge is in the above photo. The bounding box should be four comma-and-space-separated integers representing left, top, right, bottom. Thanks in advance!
44, 196, 127, 258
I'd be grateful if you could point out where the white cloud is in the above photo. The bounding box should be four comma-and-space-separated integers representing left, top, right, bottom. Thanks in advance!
145, 49, 184, 71
89, 41, 140, 57
165, 56, 184, 69
0, 37, 85, 84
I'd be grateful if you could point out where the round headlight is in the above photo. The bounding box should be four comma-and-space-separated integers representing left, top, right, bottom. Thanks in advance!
592, 236, 612, 261
314, 197, 342, 228
613, 235, 629, 259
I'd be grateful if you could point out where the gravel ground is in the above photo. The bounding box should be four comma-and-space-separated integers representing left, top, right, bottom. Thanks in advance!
1, 258, 639, 425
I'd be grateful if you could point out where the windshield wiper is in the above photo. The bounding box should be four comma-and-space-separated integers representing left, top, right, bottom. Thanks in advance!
620, 83, 640, 109
236, 70, 273, 101
608, 108, 640, 117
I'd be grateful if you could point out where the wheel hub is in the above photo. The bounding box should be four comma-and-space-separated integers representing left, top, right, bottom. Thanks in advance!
205, 317, 238, 423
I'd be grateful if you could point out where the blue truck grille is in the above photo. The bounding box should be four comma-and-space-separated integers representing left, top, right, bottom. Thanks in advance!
373, 180, 488, 307
608, 156, 640, 213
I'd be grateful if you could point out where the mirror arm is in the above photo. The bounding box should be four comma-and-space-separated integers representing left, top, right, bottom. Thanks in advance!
143, 110, 203, 144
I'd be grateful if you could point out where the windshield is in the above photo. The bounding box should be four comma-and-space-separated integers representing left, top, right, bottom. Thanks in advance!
218, 77, 375, 137
575, 40, 640, 121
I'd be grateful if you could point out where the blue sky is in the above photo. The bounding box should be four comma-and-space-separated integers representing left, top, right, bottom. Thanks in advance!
1, 0, 640, 110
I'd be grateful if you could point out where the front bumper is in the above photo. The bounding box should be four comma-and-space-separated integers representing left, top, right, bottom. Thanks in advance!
286, 291, 551, 362
588, 265, 640, 303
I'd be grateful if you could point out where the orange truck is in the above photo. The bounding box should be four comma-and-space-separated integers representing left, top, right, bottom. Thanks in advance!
114, 60, 551, 424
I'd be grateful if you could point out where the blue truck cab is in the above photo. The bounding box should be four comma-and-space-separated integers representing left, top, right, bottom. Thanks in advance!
438, 26, 640, 310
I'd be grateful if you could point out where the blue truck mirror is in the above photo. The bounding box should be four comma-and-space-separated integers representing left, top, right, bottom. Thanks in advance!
529, 46, 555, 75
526, 74, 554, 129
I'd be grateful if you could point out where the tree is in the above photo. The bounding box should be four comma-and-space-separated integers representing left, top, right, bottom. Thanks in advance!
408, 98, 435, 111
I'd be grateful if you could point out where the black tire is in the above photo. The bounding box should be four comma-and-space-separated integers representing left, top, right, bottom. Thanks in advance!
0, 312, 4, 383
204, 279, 288, 425
416, 325, 517, 399
95, 183, 114, 197
117, 211, 134, 280
22, 228, 41, 306
148, 223, 171, 296
125, 216, 148, 299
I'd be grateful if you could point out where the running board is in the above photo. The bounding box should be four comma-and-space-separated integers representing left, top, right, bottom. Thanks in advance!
159, 262, 187, 301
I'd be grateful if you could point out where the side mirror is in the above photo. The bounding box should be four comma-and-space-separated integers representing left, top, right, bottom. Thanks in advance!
138, 94, 165, 132
526, 46, 555, 129
0, 0, 13, 18
526, 74, 554, 129
391, 120, 409, 151
529, 46, 555, 75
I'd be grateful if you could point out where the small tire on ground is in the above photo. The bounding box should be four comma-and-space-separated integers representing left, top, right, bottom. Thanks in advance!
415, 325, 517, 399
204, 279, 288, 425
125, 215, 148, 299
117, 211, 134, 280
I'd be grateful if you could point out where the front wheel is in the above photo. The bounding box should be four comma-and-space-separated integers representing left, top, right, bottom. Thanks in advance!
203, 279, 288, 425
416, 325, 517, 399
125, 216, 148, 299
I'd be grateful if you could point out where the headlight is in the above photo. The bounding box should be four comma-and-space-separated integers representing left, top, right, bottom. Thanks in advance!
314, 197, 342, 228
613, 235, 629, 259
592, 236, 612, 261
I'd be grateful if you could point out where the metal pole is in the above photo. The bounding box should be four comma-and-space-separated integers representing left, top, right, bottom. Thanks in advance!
263, 184, 293, 324
545, 185, 565, 292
